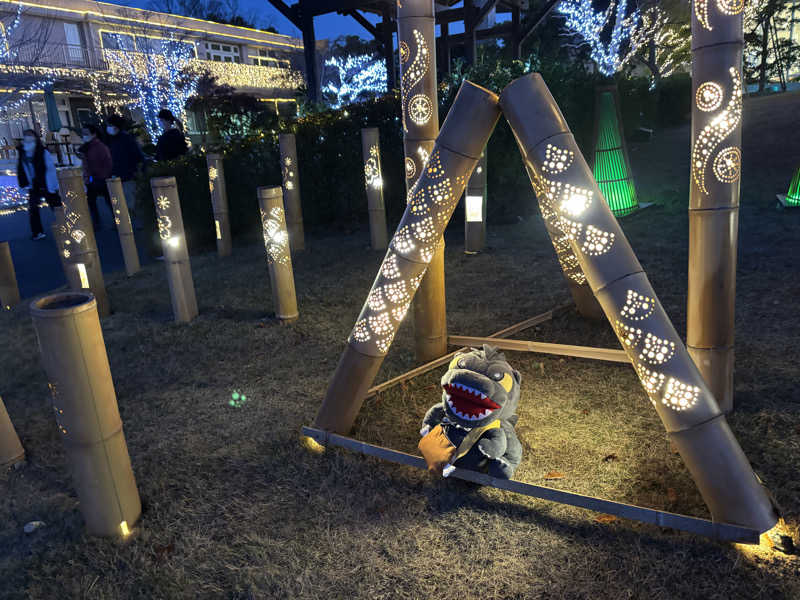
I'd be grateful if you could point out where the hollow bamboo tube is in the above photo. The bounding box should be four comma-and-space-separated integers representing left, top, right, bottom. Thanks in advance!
361, 127, 389, 250
499, 72, 776, 532
30, 292, 140, 536
278, 134, 304, 252
314, 80, 501, 434
56, 167, 110, 317
464, 150, 487, 254
687, 3, 744, 413
106, 177, 140, 276
0, 395, 25, 468
150, 176, 198, 323
206, 153, 232, 257
398, 0, 447, 362
51, 207, 83, 290
0, 241, 21, 309
257, 186, 299, 322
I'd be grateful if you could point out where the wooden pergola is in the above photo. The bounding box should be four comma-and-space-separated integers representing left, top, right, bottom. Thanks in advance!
265, 0, 561, 102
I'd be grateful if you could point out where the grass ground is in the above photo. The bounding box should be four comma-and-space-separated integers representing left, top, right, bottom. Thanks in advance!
1, 91, 800, 599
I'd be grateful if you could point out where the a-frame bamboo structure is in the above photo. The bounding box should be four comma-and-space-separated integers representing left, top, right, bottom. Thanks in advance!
311, 76, 779, 538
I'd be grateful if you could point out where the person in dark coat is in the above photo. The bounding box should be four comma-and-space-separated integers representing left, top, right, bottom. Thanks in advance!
77, 124, 113, 229
106, 114, 144, 221
16, 129, 62, 240
155, 109, 188, 162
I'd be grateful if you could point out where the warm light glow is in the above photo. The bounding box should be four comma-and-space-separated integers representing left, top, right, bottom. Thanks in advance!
400, 29, 431, 132
215, 220, 221, 240
167, 237, 180, 248
77, 263, 89, 289
120, 521, 131, 537
465, 195, 483, 222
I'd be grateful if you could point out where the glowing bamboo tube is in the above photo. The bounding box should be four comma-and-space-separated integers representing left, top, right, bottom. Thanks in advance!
206, 152, 232, 257
315, 80, 501, 434
56, 167, 110, 317
361, 127, 389, 250
0, 241, 21, 309
30, 291, 140, 536
278, 134, 305, 252
398, 0, 447, 363
500, 72, 777, 532
0, 395, 25, 468
257, 186, 299, 322
52, 207, 83, 291
106, 177, 140, 276
150, 176, 198, 323
464, 149, 487, 254
687, 0, 745, 414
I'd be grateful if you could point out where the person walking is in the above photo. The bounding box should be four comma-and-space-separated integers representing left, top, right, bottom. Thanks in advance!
78, 124, 113, 229
155, 109, 188, 162
106, 114, 144, 222
16, 129, 61, 240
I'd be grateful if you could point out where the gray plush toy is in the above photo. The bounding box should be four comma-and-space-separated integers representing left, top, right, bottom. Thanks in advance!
419, 344, 523, 479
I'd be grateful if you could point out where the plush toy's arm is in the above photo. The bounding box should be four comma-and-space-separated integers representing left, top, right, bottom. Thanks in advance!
420, 403, 446, 437
476, 428, 507, 461
487, 422, 523, 479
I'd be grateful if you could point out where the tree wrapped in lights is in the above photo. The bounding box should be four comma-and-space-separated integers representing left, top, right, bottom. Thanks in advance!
321, 54, 387, 108
635, 4, 691, 90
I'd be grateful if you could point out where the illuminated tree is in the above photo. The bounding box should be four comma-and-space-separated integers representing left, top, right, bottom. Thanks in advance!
321, 54, 387, 109
635, 3, 691, 89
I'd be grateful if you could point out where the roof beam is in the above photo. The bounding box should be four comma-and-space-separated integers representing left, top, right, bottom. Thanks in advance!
345, 9, 379, 38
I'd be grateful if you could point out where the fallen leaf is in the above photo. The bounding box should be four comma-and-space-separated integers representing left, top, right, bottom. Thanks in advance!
667, 488, 677, 503
544, 471, 565, 480
581, 409, 590, 416
602, 454, 618, 463
595, 514, 618, 524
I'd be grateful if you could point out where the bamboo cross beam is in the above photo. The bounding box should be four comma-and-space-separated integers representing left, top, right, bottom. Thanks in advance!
448, 336, 630, 363
301, 426, 760, 545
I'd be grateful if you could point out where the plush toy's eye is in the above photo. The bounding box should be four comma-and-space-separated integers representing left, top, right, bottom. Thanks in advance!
491, 371, 503, 381
458, 358, 467, 368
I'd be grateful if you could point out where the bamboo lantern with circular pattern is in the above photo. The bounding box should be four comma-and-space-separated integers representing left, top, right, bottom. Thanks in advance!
257, 186, 299, 322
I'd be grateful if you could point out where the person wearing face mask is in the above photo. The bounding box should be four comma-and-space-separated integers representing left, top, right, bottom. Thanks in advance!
155, 109, 188, 162
105, 114, 144, 223
77, 124, 113, 229
16, 129, 61, 240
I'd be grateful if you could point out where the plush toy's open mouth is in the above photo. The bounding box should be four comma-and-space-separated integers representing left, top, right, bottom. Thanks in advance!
443, 382, 500, 421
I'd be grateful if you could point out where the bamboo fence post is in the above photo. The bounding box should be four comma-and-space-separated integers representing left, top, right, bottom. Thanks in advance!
0, 241, 21, 309
206, 152, 232, 257
106, 177, 140, 276
31, 291, 141, 536
464, 149, 487, 254
0, 395, 25, 469
257, 186, 299, 322
361, 127, 389, 250
278, 133, 305, 252
150, 176, 198, 323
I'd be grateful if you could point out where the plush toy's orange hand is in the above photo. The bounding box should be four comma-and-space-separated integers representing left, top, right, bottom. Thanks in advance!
418, 425, 456, 476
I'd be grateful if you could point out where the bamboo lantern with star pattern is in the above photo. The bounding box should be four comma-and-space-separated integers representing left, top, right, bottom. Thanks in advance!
106, 177, 140, 276
361, 127, 389, 250
278, 134, 305, 252
206, 152, 232, 257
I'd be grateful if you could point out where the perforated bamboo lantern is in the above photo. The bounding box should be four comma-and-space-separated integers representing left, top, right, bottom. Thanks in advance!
500, 72, 776, 533
464, 149, 487, 254
398, 0, 447, 362
206, 152, 232, 257
31, 292, 141, 536
257, 186, 298, 322
315, 80, 501, 434
0, 395, 24, 468
361, 127, 389, 250
686, 0, 745, 413
52, 207, 83, 291
0, 241, 21, 309
150, 176, 198, 323
56, 167, 110, 317
278, 134, 304, 252
106, 177, 140, 276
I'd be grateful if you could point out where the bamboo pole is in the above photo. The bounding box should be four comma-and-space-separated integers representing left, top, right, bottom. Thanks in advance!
464, 149, 487, 254
314, 80, 501, 434
206, 152, 232, 257
499, 72, 776, 533
278, 134, 305, 252
150, 176, 198, 323
56, 167, 110, 317
0, 241, 21, 309
257, 186, 299, 322
0, 395, 25, 469
361, 127, 389, 250
398, 0, 447, 362
51, 207, 83, 290
30, 291, 140, 536
687, 0, 745, 414
106, 177, 140, 276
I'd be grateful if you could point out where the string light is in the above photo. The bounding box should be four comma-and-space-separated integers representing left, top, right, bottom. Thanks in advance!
321, 54, 387, 109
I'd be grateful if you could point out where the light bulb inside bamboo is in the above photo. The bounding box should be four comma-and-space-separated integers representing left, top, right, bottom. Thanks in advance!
257, 186, 299, 322
106, 177, 140, 276
464, 149, 487, 254
0, 241, 21, 309
278, 134, 305, 252
361, 127, 389, 250
206, 152, 232, 257
0, 395, 25, 468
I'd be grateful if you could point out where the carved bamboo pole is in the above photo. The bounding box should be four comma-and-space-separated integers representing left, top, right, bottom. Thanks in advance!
500, 72, 776, 533
398, 0, 447, 362
464, 149, 487, 254
0, 395, 24, 468
315, 81, 500, 434
106, 177, 140, 276
278, 134, 305, 252
206, 152, 232, 257
0, 241, 21, 309
257, 186, 299, 322
361, 127, 389, 250
687, 0, 745, 413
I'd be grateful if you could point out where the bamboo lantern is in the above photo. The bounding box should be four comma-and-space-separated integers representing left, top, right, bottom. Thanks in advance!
51, 207, 83, 291
106, 177, 140, 276
499, 72, 776, 533
361, 127, 389, 250
315, 80, 501, 434
464, 149, 487, 254
278, 134, 305, 252
0, 395, 25, 468
0, 241, 21, 309
687, 0, 745, 413
30, 291, 141, 536
56, 167, 110, 317
206, 152, 232, 257
150, 176, 198, 323
257, 186, 299, 322
398, 0, 447, 362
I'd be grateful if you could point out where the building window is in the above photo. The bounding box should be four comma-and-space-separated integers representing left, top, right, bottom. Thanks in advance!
205, 42, 240, 63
